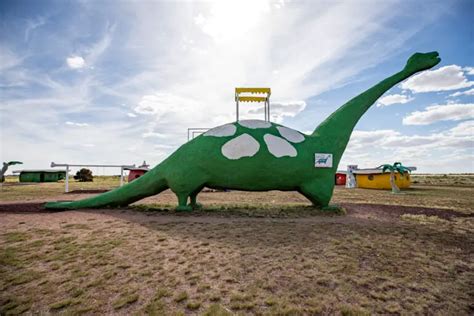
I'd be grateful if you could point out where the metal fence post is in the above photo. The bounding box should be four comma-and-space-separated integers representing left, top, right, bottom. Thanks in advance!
65, 165, 69, 193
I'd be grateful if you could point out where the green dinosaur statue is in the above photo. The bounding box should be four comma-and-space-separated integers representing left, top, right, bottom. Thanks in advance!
45, 52, 441, 211
1, 161, 23, 183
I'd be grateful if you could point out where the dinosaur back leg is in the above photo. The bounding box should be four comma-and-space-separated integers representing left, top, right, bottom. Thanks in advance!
168, 170, 208, 211
174, 185, 205, 211
189, 185, 205, 209
176, 193, 192, 211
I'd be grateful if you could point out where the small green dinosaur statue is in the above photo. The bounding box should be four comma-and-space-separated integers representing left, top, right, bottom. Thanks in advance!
45, 52, 440, 211
1, 161, 23, 183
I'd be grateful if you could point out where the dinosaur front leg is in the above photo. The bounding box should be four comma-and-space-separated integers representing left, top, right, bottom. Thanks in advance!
175, 193, 193, 211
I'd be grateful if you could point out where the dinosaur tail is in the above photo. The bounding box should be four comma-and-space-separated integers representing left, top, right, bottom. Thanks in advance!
44, 165, 168, 210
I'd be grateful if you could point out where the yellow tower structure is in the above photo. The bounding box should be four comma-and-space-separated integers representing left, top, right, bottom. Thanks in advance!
235, 88, 271, 121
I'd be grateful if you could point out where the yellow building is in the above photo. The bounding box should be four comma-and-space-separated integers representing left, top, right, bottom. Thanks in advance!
353, 168, 413, 190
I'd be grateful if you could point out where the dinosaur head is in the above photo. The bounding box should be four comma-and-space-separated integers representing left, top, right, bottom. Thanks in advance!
403, 51, 441, 74
7, 161, 23, 166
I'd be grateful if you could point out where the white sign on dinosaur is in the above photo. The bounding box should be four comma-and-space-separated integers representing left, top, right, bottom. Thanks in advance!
315, 153, 333, 168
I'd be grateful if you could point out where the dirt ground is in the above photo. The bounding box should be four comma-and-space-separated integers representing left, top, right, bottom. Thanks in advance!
1, 181, 473, 315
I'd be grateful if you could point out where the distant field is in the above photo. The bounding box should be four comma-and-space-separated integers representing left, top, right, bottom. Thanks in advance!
1, 174, 473, 315
411, 174, 474, 187
0, 176, 121, 201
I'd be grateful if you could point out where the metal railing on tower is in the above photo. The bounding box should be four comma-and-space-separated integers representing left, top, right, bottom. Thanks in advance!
235, 87, 271, 121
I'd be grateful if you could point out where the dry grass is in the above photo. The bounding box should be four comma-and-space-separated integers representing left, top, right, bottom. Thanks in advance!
332, 185, 474, 214
0, 175, 473, 314
412, 174, 474, 187
0, 176, 120, 202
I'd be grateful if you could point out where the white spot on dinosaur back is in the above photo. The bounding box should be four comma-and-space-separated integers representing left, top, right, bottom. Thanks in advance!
277, 126, 305, 143
264, 134, 297, 158
222, 134, 260, 160
204, 124, 236, 137
238, 120, 272, 129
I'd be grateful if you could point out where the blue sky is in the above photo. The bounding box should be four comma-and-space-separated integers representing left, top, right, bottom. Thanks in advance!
1, 0, 473, 174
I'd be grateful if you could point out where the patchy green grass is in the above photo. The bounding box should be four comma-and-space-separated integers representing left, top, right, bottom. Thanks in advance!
50, 298, 80, 310
133, 203, 346, 218
113, 293, 139, 310
3, 208, 472, 314
174, 291, 188, 303
0, 175, 473, 314
229, 292, 256, 311
0, 246, 22, 267
3, 231, 29, 243
202, 304, 233, 316
0, 296, 32, 315
186, 300, 202, 310
143, 288, 170, 314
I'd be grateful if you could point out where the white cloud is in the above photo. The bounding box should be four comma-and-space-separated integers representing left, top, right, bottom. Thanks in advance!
84, 24, 115, 65
3, 1, 462, 173
65, 121, 89, 127
134, 92, 200, 119
400, 65, 474, 93
115, 0, 443, 129
142, 131, 166, 138
194, 1, 270, 41
127, 112, 137, 118
449, 120, 474, 136
0, 47, 23, 71
154, 144, 176, 150
402, 103, 474, 125
449, 88, 474, 97
376, 94, 414, 107
64, 26, 114, 71
131, 91, 224, 141
66, 56, 85, 69
340, 122, 474, 172
464, 67, 474, 75
248, 100, 306, 123
349, 130, 400, 145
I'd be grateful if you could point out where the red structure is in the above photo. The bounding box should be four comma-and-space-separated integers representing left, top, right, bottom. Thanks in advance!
125, 161, 150, 182
127, 168, 148, 182
335, 172, 347, 185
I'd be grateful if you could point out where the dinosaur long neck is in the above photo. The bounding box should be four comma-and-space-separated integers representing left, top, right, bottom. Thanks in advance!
311, 69, 411, 165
